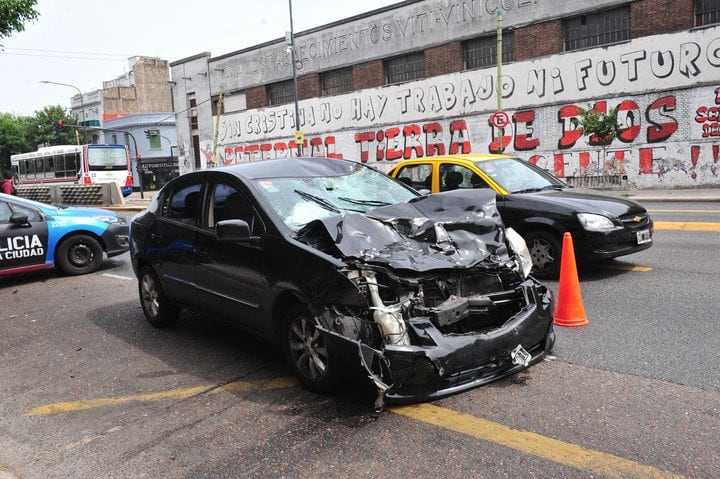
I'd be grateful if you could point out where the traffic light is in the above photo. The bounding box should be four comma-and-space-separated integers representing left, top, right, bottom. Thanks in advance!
53, 120, 65, 135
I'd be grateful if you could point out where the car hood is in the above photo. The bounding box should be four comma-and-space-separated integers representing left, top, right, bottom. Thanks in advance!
511, 188, 647, 216
296, 189, 510, 272
44, 205, 120, 219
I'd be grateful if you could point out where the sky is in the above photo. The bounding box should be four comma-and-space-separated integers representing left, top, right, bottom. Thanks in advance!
0, 0, 400, 116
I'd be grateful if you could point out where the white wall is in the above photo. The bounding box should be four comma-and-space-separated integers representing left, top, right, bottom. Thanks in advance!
211, 26, 720, 188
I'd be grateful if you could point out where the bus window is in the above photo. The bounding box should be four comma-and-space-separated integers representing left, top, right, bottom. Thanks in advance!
54, 155, 65, 178
44, 156, 54, 179
66, 153, 80, 178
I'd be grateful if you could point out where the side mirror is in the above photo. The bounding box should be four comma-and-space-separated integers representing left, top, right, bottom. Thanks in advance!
417, 188, 431, 196
9, 212, 29, 225
215, 219, 261, 245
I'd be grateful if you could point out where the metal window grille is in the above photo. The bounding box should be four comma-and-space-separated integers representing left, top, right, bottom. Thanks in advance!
384, 53, 425, 84
268, 79, 296, 106
320, 68, 353, 96
696, 0, 720, 25
563, 7, 629, 51
464, 32, 515, 70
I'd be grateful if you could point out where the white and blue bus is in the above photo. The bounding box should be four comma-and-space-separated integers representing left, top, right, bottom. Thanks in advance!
11, 144, 134, 196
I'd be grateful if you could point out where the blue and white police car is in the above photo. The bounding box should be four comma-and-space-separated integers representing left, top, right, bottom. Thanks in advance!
0, 193, 129, 276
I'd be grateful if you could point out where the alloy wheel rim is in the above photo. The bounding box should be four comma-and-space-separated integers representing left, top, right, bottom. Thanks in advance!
529, 239, 555, 272
288, 316, 328, 381
141, 274, 160, 317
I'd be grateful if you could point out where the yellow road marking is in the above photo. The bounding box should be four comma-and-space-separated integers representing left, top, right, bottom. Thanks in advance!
597, 264, 653, 272
654, 221, 720, 231
25, 378, 684, 478
390, 403, 685, 479
23, 377, 299, 416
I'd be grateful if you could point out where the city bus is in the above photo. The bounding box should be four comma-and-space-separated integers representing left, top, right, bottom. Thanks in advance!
10, 144, 134, 196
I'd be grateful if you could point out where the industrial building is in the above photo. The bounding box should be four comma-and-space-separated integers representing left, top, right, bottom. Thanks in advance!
169, 0, 720, 188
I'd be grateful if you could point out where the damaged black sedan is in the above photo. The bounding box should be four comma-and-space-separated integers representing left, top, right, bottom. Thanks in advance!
130, 157, 555, 408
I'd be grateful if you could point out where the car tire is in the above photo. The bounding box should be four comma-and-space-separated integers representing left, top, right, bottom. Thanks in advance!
55, 234, 104, 275
282, 305, 340, 394
525, 230, 562, 279
138, 266, 179, 327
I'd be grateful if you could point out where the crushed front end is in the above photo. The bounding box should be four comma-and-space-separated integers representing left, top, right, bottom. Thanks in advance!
297, 190, 555, 408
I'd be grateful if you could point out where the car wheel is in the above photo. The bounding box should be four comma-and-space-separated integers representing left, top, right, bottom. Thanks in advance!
525, 230, 562, 279
282, 305, 340, 394
139, 266, 179, 327
56, 234, 103, 275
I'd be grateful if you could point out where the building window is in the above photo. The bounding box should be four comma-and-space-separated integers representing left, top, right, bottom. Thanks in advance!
320, 68, 353, 96
147, 129, 162, 150
563, 6, 629, 51
267, 79, 296, 106
384, 52, 425, 84
696, 0, 720, 26
464, 32, 515, 70
189, 97, 198, 130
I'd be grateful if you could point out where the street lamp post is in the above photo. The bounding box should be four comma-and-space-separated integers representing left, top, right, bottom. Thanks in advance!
288, 0, 302, 157
39, 80, 86, 143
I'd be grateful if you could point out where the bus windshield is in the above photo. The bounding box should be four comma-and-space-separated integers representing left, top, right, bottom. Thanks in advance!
87, 146, 129, 171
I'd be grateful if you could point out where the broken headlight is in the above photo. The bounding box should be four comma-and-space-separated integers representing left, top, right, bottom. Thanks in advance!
505, 227, 533, 279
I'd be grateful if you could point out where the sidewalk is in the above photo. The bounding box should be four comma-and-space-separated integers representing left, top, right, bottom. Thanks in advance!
106, 187, 720, 213
603, 187, 720, 203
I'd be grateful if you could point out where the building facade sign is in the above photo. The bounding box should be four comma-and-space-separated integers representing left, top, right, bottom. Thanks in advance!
204, 26, 720, 188
209, 0, 630, 92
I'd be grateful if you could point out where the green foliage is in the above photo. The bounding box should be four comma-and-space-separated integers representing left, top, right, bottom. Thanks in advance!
0, 0, 39, 42
0, 106, 78, 170
0, 113, 28, 170
571, 105, 623, 146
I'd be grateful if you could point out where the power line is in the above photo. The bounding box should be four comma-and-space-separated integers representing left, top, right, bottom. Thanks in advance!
0, 51, 129, 61
4, 47, 133, 58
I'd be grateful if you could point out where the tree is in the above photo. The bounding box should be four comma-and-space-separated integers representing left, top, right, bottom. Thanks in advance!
0, 106, 78, 170
0, 0, 39, 46
0, 113, 30, 169
571, 104, 623, 146
571, 103, 627, 179
30, 105, 79, 147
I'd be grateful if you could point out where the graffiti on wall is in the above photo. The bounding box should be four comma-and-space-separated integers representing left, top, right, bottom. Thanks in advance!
210, 27, 720, 187
217, 86, 720, 187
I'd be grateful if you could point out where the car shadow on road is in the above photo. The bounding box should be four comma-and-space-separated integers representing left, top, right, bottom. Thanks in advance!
86, 301, 381, 415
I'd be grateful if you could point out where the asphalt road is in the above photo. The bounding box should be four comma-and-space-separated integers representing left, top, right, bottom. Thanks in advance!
1, 202, 718, 479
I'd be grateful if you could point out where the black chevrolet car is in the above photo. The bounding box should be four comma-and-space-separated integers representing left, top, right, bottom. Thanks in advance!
130, 158, 555, 407
389, 154, 654, 278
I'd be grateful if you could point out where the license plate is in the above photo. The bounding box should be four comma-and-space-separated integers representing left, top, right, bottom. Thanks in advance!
511, 344, 531, 367
636, 229, 651, 244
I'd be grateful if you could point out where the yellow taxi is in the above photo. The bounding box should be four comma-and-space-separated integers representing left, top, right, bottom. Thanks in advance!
388, 154, 653, 278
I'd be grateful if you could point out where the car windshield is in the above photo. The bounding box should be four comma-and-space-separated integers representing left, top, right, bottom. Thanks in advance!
252, 164, 419, 231
474, 157, 566, 193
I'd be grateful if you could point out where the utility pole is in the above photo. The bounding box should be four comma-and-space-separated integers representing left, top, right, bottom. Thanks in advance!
288, 0, 302, 157
496, 11, 504, 153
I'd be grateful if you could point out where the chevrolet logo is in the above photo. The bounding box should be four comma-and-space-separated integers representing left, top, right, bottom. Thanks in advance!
633, 216, 643, 222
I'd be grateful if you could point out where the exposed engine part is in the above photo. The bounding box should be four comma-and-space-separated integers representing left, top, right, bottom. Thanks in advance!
347, 269, 410, 346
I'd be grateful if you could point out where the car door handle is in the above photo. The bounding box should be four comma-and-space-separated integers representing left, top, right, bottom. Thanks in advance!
150, 233, 162, 240
194, 247, 209, 260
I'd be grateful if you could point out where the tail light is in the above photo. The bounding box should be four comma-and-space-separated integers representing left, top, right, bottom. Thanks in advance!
83, 175, 92, 185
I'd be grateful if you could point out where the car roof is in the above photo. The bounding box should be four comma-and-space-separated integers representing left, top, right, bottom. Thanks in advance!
209, 157, 368, 180
391, 153, 517, 166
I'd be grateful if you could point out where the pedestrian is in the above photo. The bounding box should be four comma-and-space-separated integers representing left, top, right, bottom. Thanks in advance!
1, 170, 17, 195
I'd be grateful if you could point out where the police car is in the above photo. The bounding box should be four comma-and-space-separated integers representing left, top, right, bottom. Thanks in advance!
0, 193, 129, 276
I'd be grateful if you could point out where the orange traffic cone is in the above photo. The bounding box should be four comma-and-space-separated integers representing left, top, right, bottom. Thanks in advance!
553, 232, 589, 327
